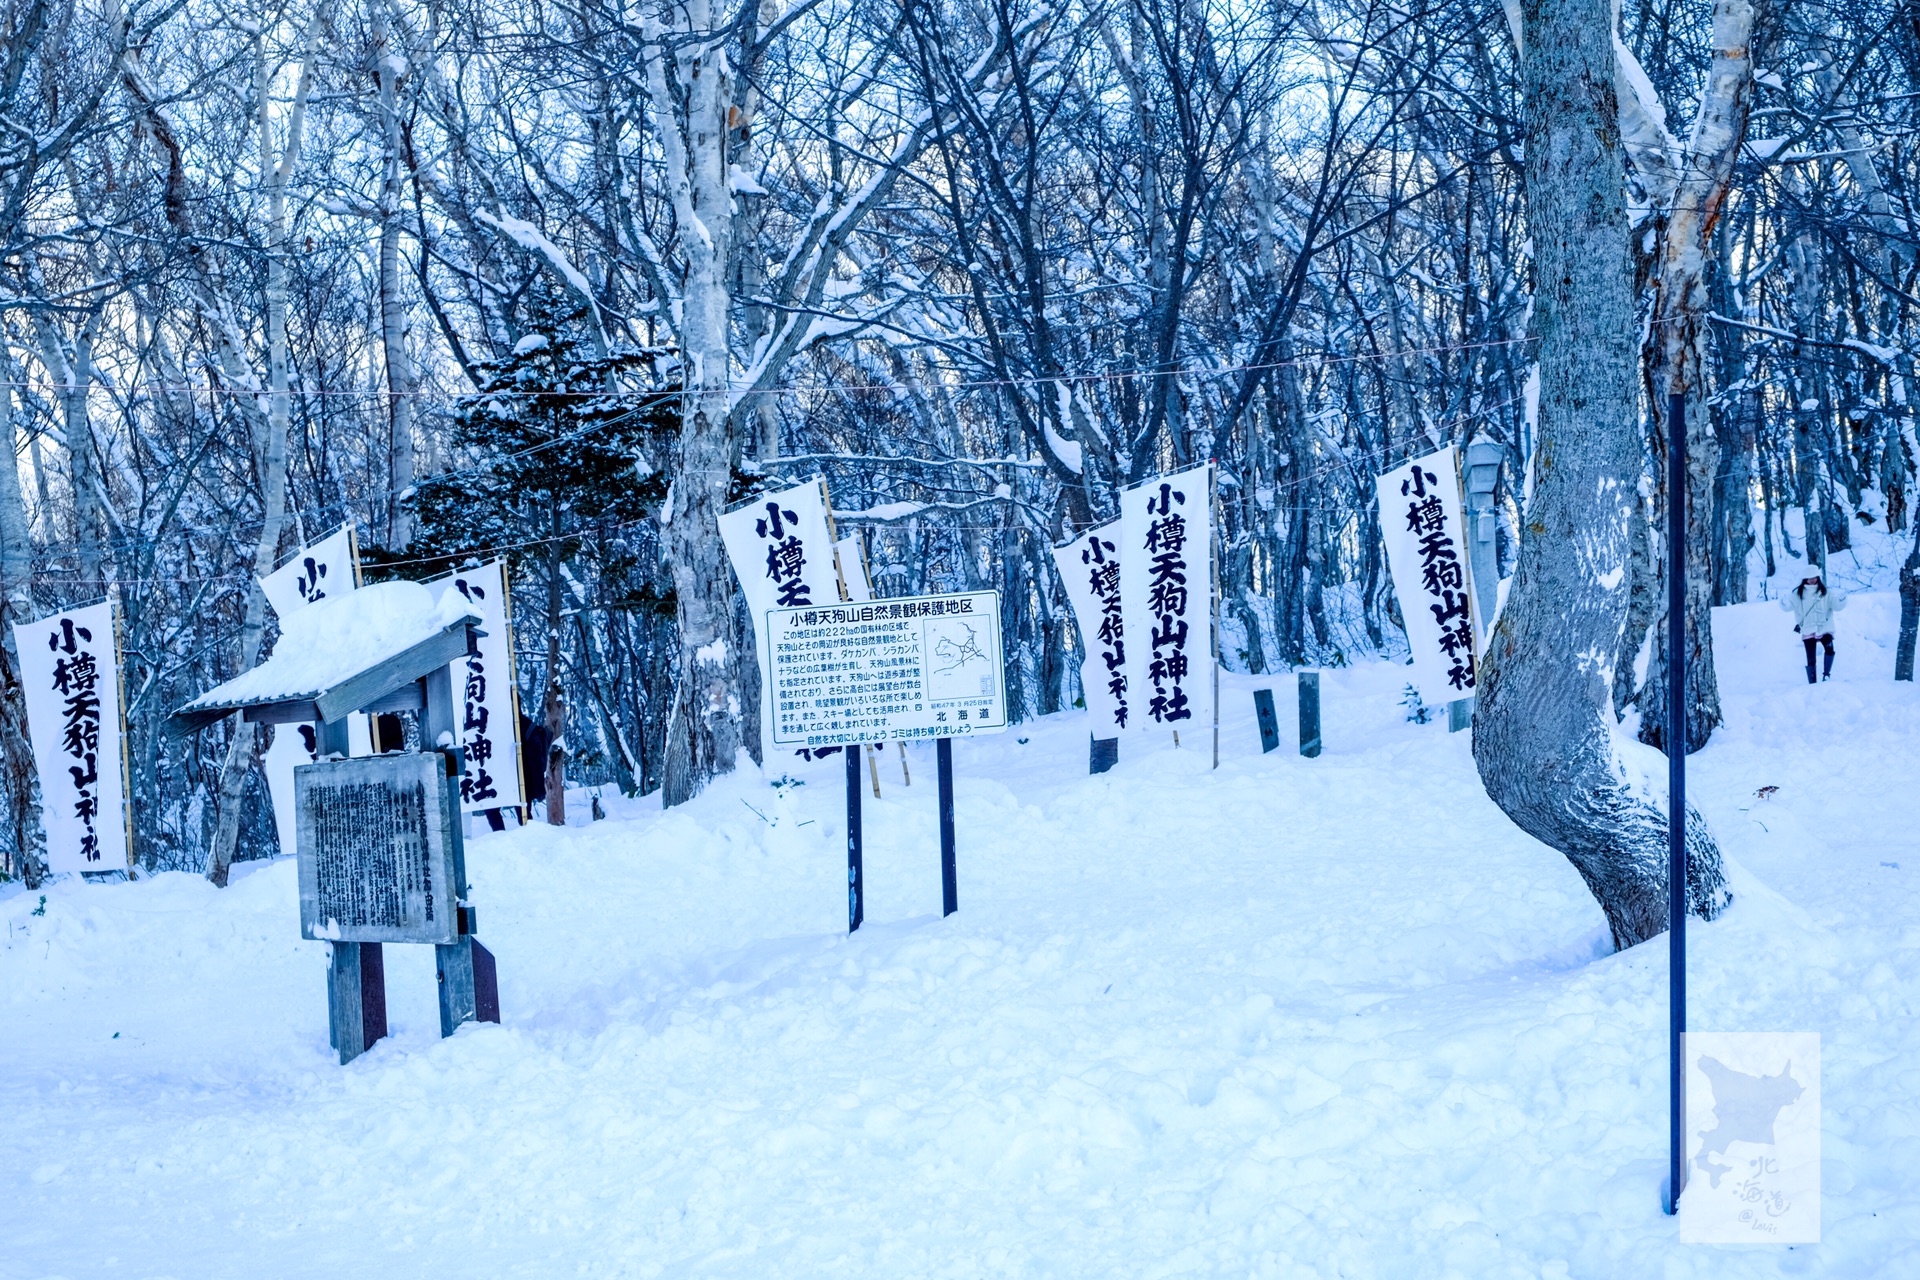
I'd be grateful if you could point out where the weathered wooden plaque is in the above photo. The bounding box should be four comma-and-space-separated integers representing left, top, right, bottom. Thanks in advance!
295, 753, 458, 945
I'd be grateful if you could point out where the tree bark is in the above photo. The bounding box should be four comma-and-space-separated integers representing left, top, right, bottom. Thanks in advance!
1637, 0, 1766, 755
207, 18, 322, 886
1473, 0, 1728, 951
374, 6, 416, 551
649, 1, 747, 807
0, 358, 45, 885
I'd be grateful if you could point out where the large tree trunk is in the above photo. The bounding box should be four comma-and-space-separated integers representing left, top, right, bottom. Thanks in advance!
1473, 0, 1728, 951
650, 1, 747, 807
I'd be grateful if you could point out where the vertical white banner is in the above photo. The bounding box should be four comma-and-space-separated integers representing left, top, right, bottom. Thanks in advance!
262, 524, 370, 858
836, 534, 873, 603
1053, 521, 1129, 737
427, 560, 526, 812
14, 601, 128, 874
720, 479, 841, 753
1377, 447, 1478, 706
259, 524, 357, 619
1119, 464, 1213, 735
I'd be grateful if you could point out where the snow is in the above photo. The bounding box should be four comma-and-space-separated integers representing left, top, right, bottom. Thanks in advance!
7, 592, 1920, 1274
512, 333, 549, 355
181, 581, 480, 711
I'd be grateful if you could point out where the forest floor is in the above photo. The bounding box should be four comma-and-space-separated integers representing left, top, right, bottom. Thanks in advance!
4, 583, 1918, 1277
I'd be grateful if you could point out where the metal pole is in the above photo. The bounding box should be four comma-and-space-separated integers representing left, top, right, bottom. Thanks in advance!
937, 737, 956, 917
1666, 391, 1688, 1215
846, 745, 864, 933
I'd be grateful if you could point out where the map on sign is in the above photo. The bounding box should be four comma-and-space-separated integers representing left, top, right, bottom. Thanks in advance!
766, 591, 1007, 747
1680, 1031, 1821, 1244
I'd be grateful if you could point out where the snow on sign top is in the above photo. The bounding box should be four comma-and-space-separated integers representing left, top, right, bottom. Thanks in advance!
181, 581, 479, 716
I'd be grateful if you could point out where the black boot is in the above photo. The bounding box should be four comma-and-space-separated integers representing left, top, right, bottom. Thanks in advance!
1806, 662, 1817, 685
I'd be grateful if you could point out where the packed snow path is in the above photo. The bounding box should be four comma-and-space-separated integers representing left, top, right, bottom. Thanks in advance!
4, 597, 1917, 1277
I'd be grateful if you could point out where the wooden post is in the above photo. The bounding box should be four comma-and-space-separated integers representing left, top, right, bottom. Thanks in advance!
898, 740, 911, 786
867, 742, 882, 798
1298, 671, 1322, 758
1448, 697, 1474, 733
1089, 736, 1118, 774
1253, 689, 1280, 753
425, 664, 479, 1036
327, 939, 386, 1065
1210, 461, 1221, 770
845, 745, 863, 932
937, 737, 957, 917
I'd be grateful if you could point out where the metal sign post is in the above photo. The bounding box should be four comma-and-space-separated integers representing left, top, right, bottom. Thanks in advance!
769, 591, 1007, 932
1666, 392, 1689, 1216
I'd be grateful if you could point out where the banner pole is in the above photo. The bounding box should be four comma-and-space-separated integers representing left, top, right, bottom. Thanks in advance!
938, 737, 956, 917
846, 744, 863, 933
1666, 391, 1688, 1216
1211, 460, 1220, 770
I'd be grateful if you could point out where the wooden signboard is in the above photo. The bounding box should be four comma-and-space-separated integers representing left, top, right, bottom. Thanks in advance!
296, 753, 460, 946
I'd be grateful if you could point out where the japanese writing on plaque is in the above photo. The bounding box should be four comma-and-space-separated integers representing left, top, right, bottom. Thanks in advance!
1084, 534, 1128, 728
1400, 462, 1475, 693
449, 573, 499, 806
767, 591, 1007, 747
13, 599, 127, 874
47, 617, 104, 863
1140, 481, 1195, 725
296, 754, 458, 945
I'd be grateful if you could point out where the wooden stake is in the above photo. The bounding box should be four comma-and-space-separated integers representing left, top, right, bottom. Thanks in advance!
867, 742, 882, 798
898, 740, 911, 785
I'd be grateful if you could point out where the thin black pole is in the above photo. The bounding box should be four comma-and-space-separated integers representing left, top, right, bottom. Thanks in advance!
937, 737, 957, 916
846, 745, 864, 933
1667, 392, 1688, 1215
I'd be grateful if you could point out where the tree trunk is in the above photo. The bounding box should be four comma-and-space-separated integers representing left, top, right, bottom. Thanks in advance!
207, 21, 321, 886
0, 363, 45, 885
650, 0, 746, 807
1473, 0, 1728, 951
375, 7, 416, 551
1898, 522, 1919, 681
1637, 0, 1765, 754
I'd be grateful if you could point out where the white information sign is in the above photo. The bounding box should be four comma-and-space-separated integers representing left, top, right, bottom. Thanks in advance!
1054, 521, 1128, 737
767, 591, 1007, 747
1376, 447, 1479, 706
428, 560, 525, 812
1680, 1032, 1821, 1244
719, 479, 841, 751
1119, 464, 1213, 733
14, 600, 128, 874
260, 524, 357, 620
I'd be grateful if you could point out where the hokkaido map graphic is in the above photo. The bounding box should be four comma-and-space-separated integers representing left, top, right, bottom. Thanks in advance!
1681, 1032, 1821, 1244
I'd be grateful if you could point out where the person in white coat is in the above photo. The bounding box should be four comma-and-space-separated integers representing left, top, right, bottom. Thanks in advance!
1783, 569, 1846, 683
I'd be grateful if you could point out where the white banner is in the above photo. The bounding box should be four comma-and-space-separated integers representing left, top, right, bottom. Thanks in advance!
14, 601, 128, 874
260, 524, 357, 620
720, 479, 842, 752
428, 560, 525, 812
767, 592, 1006, 747
1054, 521, 1128, 737
262, 524, 370, 857
1377, 447, 1479, 706
1119, 465, 1213, 734
836, 534, 872, 603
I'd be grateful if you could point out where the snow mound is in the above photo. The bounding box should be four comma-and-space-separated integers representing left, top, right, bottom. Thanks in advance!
181, 580, 479, 711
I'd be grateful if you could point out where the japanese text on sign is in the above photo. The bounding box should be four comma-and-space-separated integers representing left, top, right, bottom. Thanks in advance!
766, 592, 1008, 747
1376, 446, 1480, 705
296, 753, 459, 945
13, 600, 128, 874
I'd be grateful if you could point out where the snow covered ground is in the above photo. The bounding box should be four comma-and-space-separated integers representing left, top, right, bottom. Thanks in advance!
4, 591, 1917, 1278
